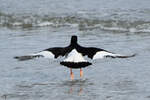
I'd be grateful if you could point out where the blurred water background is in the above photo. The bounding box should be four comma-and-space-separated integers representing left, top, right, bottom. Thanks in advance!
0, 0, 150, 100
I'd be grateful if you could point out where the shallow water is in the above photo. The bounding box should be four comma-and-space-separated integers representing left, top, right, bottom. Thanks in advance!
0, 0, 150, 100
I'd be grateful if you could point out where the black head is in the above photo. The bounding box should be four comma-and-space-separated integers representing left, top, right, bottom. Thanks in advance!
71, 35, 78, 45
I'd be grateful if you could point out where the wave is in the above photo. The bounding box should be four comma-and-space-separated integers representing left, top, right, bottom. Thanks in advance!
1, 11, 150, 33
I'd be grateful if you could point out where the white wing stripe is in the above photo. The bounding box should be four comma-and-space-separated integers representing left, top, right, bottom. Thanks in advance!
32, 51, 55, 59
93, 51, 122, 59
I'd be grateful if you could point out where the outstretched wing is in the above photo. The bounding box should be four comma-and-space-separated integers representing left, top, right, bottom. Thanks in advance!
92, 50, 136, 59
78, 46, 136, 60
14, 47, 70, 61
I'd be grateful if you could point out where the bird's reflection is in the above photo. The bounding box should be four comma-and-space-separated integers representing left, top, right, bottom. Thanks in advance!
68, 82, 83, 95
61, 79, 93, 95
1, 94, 7, 100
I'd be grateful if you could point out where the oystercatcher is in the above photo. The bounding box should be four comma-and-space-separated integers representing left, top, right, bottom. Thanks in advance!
14, 35, 135, 80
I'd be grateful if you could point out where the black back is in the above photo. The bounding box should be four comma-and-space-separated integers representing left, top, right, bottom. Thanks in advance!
45, 35, 104, 59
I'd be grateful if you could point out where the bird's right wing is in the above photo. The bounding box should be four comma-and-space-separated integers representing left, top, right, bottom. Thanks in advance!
92, 50, 136, 60
78, 46, 136, 60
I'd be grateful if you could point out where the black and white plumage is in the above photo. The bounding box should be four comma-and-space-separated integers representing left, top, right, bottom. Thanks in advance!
14, 35, 136, 80
14, 35, 135, 68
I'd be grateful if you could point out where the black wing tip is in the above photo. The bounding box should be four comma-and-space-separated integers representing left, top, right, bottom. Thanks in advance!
125, 53, 137, 58
117, 53, 137, 58
14, 56, 22, 60
14, 55, 42, 61
14, 56, 32, 61
14, 56, 19, 59
130, 53, 137, 57
105, 53, 137, 59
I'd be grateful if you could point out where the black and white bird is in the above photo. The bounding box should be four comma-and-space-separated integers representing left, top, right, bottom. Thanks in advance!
14, 35, 135, 80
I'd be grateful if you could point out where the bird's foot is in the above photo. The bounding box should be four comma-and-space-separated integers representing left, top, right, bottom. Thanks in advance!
80, 68, 83, 78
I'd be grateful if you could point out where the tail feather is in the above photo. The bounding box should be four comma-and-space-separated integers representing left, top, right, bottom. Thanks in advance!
14, 55, 43, 61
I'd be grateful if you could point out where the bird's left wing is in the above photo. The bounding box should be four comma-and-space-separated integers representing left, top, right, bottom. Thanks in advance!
14, 47, 69, 61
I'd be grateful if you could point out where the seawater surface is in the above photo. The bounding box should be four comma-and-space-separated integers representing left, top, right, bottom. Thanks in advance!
0, 0, 150, 100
